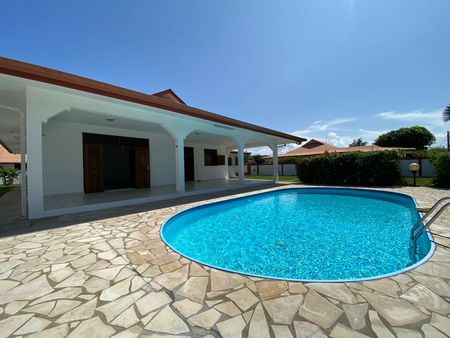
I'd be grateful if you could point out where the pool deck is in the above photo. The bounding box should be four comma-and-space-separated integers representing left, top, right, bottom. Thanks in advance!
0, 185, 449, 337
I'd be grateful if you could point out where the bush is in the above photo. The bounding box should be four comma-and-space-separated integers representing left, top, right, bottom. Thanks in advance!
296, 151, 402, 186
0, 166, 19, 185
429, 150, 450, 188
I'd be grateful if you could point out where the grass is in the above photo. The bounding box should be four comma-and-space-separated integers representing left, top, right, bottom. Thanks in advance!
402, 176, 434, 187
0, 185, 14, 197
246, 175, 300, 183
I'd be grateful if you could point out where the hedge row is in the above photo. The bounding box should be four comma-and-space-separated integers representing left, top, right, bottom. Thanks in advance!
429, 151, 450, 188
296, 151, 402, 186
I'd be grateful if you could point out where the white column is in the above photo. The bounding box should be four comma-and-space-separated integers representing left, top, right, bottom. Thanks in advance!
26, 116, 44, 219
271, 144, 279, 182
174, 135, 185, 193
237, 143, 245, 183
20, 112, 27, 218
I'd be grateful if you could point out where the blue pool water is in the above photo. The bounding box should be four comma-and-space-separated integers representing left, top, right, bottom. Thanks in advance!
162, 188, 433, 281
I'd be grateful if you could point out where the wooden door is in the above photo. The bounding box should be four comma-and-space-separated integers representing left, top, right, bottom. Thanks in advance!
184, 147, 195, 181
134, 147, 150, 188
83, 143, 104, 193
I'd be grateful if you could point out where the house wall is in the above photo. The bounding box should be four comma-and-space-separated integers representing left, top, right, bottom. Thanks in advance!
42, 121, 228, 195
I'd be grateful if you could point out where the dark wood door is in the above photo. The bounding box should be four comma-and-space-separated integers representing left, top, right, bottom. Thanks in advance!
135, 147, 150, 188
184, 147, 195, 181
83, 143, 104, 193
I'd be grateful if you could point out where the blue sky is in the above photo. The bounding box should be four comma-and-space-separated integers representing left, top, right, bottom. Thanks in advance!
1, 0, 449, 153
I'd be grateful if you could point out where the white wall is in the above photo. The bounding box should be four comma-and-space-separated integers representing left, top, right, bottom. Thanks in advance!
42, 121, 229, 195
185, 142, 227, 181
42, 120, 176, 195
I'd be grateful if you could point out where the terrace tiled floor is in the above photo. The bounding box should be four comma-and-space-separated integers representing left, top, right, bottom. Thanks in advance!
0, 185, 449, 337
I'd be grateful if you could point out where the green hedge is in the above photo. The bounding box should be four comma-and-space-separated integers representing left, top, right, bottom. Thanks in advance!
429, 151, 450, 188
296, 151, 402, 186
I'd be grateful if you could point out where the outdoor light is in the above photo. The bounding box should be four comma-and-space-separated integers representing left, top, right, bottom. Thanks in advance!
409, 162, 420, 186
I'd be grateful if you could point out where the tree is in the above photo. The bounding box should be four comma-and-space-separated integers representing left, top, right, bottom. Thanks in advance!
374, 126, 435, 150
443, 105, 450, 122
349, 138, 368, 147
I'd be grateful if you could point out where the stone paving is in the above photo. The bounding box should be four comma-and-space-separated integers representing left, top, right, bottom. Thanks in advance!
0, 185, 449, 337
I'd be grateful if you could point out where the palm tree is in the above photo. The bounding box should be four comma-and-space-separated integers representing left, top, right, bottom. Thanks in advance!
443, 104, 450, 122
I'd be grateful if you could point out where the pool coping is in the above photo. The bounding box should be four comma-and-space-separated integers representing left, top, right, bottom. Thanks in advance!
160, 186, 436, 283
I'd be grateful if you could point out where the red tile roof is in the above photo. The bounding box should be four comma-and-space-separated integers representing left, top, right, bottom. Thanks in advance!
0, 146, 20, 164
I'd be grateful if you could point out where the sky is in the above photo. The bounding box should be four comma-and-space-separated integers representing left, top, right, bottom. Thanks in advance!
1, 0, 449, 154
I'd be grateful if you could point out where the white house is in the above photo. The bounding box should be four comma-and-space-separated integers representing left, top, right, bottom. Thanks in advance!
0, 57, 305, 219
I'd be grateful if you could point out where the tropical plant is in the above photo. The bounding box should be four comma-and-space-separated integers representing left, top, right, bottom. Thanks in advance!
0, 166, 19, 185
443, 104, 450, 122
374, 126, 435, 150
349, 138, 368, 147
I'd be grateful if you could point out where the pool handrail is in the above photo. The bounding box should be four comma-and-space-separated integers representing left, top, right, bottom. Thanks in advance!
410, 197, 450, 238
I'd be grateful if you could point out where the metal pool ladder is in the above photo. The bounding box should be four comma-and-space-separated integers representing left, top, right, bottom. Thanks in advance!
410, 197, 450, 252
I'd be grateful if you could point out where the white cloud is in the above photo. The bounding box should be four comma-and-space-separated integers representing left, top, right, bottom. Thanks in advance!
377, 110, 443, 125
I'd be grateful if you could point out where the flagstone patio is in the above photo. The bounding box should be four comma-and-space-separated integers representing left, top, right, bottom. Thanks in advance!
0, 185, 449, 338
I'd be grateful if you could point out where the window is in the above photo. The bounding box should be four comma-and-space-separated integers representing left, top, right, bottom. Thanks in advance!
204, 149, 217, 166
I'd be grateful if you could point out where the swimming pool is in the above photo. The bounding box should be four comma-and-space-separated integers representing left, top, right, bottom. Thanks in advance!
161, 188, 434, 282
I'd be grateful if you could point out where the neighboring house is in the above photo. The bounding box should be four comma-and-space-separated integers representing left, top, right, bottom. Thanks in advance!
0, 145, 20, 169
277, 139, 413, 158
0, 57, 305, 219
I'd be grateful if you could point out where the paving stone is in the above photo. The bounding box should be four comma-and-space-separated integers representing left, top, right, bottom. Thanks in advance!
392, 327, 423, 338
215, 301, 241, 317
26, 323, 69, 338
188, 308, 221, 329
175, 276, 208, 304
216, 315, 246, 338
67, 316, 115, 338
271, 325, 294, 338
173, 299, 203, 318
23, 301, 56, 315
329, 323, 371, 338
263, 295, 303, 325
0, 275, 53, 305
87, 265, 124, 280
288, 282, 308, 294
362, 279, 401, 298
298, 290, 343, 329
342, 303, 368, 330
421, 323, 446, 338
411, 274, 450, 297
0, 280, 19, 292
0, 314, 33, 338
256, 281, 288, 300
430, 312, 450, 335
110, 305, 140, 328
83, 276, 110, 293
56, 298, 97, 323
153, 265, 188, 290
189, 262, 209, 277
415, 262, 450, 279
49, 300, 81, 317
97, 291, 145, 322
100, 277, 132, 301
293, 321, 327, 338
30, 287, 82, 305
145, 305, 189, 334
210, 269, 248, 291
226, 287, 259, 311
55, 271, 89, 288
14, 316, 51, 335
110, 325, 142, 338
135, 291, 172, 316
248, 303, 270, 338
359, 291, 427, 326
368, 310, 395, 338
307, 283, 357, 304
5, 300, 28, 314
400, 284, 450, 314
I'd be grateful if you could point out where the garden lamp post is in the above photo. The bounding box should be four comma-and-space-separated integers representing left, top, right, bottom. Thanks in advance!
409, 162, 420, 186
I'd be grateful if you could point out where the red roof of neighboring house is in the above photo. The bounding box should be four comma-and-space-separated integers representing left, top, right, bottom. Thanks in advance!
0, 146, 20, 164
278, 139, 413, 157
152, 89, 186, 105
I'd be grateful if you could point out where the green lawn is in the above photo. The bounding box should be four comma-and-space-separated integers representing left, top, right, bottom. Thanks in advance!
402, 176, 434, 187
246, 175, 300, 183
0, 186, 14, 197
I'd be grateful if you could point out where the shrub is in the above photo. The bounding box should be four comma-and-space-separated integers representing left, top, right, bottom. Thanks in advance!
0, 166, 19, 185
429, 150, 450, 188
296, 151, 402, 186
